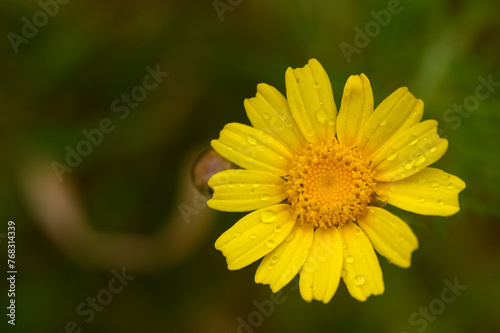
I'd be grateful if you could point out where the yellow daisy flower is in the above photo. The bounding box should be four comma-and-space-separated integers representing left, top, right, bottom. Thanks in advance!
208, 59, 465, 303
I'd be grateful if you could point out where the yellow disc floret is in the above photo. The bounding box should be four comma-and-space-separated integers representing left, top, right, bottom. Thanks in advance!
284, 139, 375, 228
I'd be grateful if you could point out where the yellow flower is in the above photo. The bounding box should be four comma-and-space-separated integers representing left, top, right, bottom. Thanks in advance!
208, 59, 465, 303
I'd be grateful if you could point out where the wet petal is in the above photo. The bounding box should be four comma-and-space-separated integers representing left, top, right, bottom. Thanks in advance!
357, 87, 423, 160
337, 74, 374, 148
211, 123, 293, 176
255, 222, 314, 292
208, 169, 287, 212
299, 226, 343, 303
371, 120, 448, 182
376, 167, 466, 216
285, 59, 337, 145
215, 204, 295, 270
358, 207, 419, 268
340, 222, 384, 301
245, 83, 307, 153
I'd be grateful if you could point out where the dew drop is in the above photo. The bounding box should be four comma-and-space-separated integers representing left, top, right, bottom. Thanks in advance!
250, 233, 256, 240
316, 110, 327, 123
306, 129, 316, 137
266, 240, 275, 248
260, 194, 269, 201
252, 181, 260, 188
416, 155, 426, 165
379, 118, 388, 126
271, 255, 279, 263
313, 82, 319, 89
437, 200, 444, 206
261, 210, 276, 223
354, 275, 366, 286
355, 228, 362, 236
405, 160, 415, 170
268, 263, 275, 270
274, 226, 282, 233
431, 181, 440, 187
262, 113, 270, 120
430, 146, 437, 153
278, 154, 285, 160
328, 119, 335, 126
228, 182, 234, 188
246, 135, 257, 145
418, 177, 427, 185
284, 119, 293, 128
386, 151, 399, 161
250, 188, 255, 194
447, 183, 456, 190
408, 136, 418, 145
285, 232, 295, 242
346, 255, 354, 263
417, 197, 425, 203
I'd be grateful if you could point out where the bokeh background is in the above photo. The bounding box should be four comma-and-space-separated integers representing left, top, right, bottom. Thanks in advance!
1, 0, 499, 332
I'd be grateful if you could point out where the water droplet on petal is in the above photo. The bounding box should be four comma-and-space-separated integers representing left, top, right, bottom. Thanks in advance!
313, 82, 319, 89
261, 210, 276, 223
430, 146, 437, 153
437, 200, 444, 206
328, 119, 335, 126
266, 240, 275, 248
414, 156, 425, 166
268, 263, 275, 270
260, 194, 269, 201
250, 233, 256, 239
274, 226, 282, 233
386, 151, 399, 161
408, 136, 418, 145
417, 197, 425, 203
379, 118, 388, 126
447, 183, 456, 190
418, 177, 427, 185
431, 181, 440, 187
246, 135, 257, 145
306, 130, 316, 137
228, 182, 234, 188
271, 255, 279, 263
250, 188, 255, 194
346, 255, 354, 263
262, 113, 270, 120
405, 160, 415, 170
355, 228, 362, 236
278, 154, 285, 160
316, 110, 327, 123
354, 275, 365, 286
252, 182, 260, 188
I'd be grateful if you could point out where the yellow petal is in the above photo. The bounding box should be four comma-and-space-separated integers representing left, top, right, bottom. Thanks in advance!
207, 169, 286, 212
340, 222, 384, 301
285, 59, 337, 145
245, 83, 307, 153
376, 167, 466, 216
255, 222, 314, 293
337, 74, 374, 148
357, 87, 423, 160
215, 204, 295, 270
372, 120, 448, 182
299, 226, 343, 303
358, 207, 419, 268
211, 123, 293, 177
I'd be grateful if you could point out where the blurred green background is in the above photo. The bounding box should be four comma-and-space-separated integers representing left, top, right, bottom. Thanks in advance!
1, 0, 499, 332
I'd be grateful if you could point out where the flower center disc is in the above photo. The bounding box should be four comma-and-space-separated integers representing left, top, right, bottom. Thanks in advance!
284, 140, 375, 228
